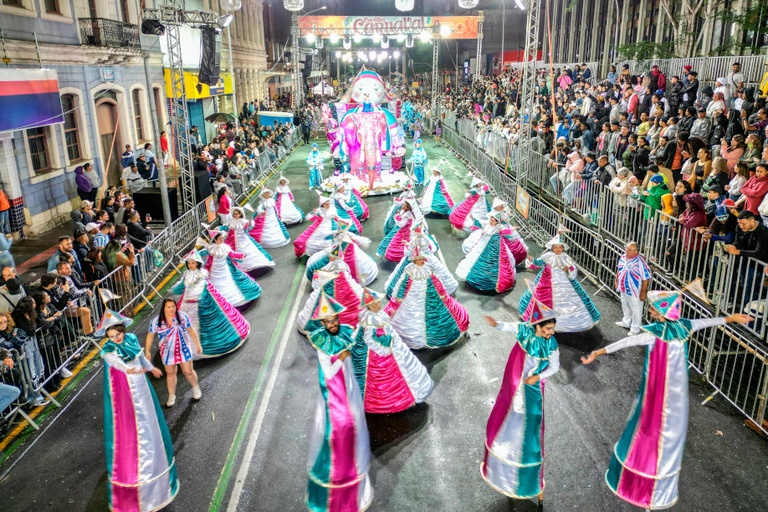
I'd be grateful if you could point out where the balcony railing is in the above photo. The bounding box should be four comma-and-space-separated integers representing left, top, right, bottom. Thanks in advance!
78, 18, 139, 50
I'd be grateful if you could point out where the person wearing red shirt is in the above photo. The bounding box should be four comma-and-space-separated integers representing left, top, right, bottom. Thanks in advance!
736, 163, 768, 215
160, 131, 169, 168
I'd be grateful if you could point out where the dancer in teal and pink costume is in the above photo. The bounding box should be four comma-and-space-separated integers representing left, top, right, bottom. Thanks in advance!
204, 231, 263, 309
101, 322, 179, 512
420, 164, 455, 216
456, 211, 517, 293
383, 179, 419, 233
377, 198, 420, 262
481, 303, 561, 509
351, 289, 434, 414
251, 189, 290, 248
307, 143, 324, 189
306, 222, 378, 286
332, 182, 364, 235
274, 175, 304, 225
305, 293, 374, 512
294, 194, 339, 258
173, 251, 249, 359
338, 173, 369, 221
449, 176, 491, 233
407, 139, 428, 185
581, 291, 752, 511
223, 207, 275, 273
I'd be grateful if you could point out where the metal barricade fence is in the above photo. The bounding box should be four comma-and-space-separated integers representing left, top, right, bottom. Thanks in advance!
0, 348, 38, 431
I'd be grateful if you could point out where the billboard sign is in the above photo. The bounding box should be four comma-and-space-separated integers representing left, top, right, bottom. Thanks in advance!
0, 69, 64, 132
297, 16, 480, 39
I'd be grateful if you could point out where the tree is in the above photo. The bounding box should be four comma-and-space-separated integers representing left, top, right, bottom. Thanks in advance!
617, 40, 675, 65
660, 0, 723, 58
712, 0, 768, 55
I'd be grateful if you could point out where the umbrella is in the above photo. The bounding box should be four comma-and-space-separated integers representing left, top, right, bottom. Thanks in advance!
205, 112, 236, 124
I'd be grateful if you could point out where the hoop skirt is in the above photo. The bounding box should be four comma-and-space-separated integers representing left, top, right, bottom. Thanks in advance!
333, 195, 364, 235
385, 245, 457, 298
251, 198, 290, 248
420, 175, 455, 216
294, 208, 338, 258
351, 309, 434, 414
384, 263, 469, 349
102, 335, 179, 512
456, 225, 516, 293
502, 227, 529, 265
224, 219, 275, 272
297, 264, 364, 335
204, 244, 262, 308
173, 269, 249, 358
383, 191, 420, 234
275, 187, 304, 225
449, 189, 491, 233
345, 189, 369, 221
376, 211, 415, 262
306, 327, 373, 512
518, 253, 600, 332
306, 234, 378, 286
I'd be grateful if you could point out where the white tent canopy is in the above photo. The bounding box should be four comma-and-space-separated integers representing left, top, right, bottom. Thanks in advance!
312, 80, 334, 96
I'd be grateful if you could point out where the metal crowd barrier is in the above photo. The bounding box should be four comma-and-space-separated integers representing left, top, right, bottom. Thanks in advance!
0, 129, 303, 439
438, 120, 768, 435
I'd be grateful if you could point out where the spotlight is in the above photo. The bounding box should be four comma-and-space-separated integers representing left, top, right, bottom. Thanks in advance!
393, 50, 401, 58
218, 15, 233, 29
329, 33, 339, 44
381, 37, 389, 49
141, 19, 166, 35
343, 37, 351, 49
369, 50, 377, 60
372, 33, 382, 43
379, 51, 387, 59
305, 33, 316, 43
315, 38, 324, 49
357, 50, 366, 60
515, 0, 526, 9
335, 50, 341, 58
419, 31, 431, 43
353, 34, 362, 43
396, 34, 406, 43
440, 25, 452, 38
405, 35, 414, 48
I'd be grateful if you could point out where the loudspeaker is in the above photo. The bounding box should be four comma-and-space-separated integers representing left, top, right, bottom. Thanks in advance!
194, 171, 212, 202
141, 20, 165, 36
198, 27, 222, 86
133, 187, 179, 223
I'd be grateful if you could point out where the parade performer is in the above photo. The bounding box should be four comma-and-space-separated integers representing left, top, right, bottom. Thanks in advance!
408, 139, 428, 185
332, 182, 364, 235
491, 197, 512, 223
385, 246, 469, 349
385, 222, 457, 298
294, 194, 338, 258
224, 207, 276, 273
173, 251, 249, 359
420, 164, 455, 216
377, 198, 421, 262
351, 289, 434, 414
455, 211, 517, 293
581, 292, 752, 511
519, 235, 600, 333
297, 249, 364, 335
615, 242, 652, 336
274, 175, 304, 225
490, 198, 529, 264
251, 189, 290, 248
481, 308, 560, 509
306, 222, 378, 286
306, 143, 324, 189
305, 292, 373, 512
204, 231, 263, 308
383, 178, 419, 233
102, 322, 179, 512
449, 177, 492, 233
338, 173, 369, 221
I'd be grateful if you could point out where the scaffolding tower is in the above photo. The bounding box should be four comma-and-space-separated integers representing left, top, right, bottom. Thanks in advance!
516, 0, 541, 188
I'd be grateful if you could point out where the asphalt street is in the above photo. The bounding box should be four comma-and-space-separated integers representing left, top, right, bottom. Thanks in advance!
1, 138, 766, 512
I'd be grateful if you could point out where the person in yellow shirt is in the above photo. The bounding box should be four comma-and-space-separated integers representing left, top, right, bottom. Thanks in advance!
759, 61, 768, 98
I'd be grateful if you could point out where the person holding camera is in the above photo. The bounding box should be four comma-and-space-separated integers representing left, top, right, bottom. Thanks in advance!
54, 261, 95, 337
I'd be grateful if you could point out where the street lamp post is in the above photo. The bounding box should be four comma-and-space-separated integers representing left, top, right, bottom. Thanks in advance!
220, 0, 242, 130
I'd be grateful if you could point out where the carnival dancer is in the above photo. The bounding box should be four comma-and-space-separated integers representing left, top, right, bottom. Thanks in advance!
615, 242, 652, 336
385, 221, 457, 298
351, 288, 434, 414
306, 143, 324, 189
408, 138, 428, 185
204, 231, 263, 308
224, 206, 275, 273
294, 193, 338, 258
490, 197, 512, 223
332, 182, 364, 235
449, 176, 492, 233
461, 210, 527, 266
145, 298, 203, 408
383, 178, 419, 233
385, 246, 469, 349
519, 235, 600, 333
173, 251, 249, 359
377, 198, 421, 262
338, 173, 369, 221
251, 189, 291, 248
305, 292, 374, 512
101, 322, 179, 512
306, 221, 378, 286
481, 308, 560, 510
581, 292, 752, 511
456, 211, 517, 293
420, 164, 455, 216
274, 175, 304, 225
297, 248, 364, 335
490, 198, 529, 263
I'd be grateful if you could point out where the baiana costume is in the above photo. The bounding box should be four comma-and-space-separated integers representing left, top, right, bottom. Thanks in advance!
383, 180, 420, 234
519, 236, 600, 333
385, 224, 457, 298
384, 246, 469, 349
351, 289, 434, 413
305, 293, 373, 512
598, 291, 730, 510
274, 176, 304, 225
420, 165, 455, 216
337, 174, 369, 221
306, 223, 378, 286
455, 212, 517, 293
173, 251, 249, 358
223, 207, 276, 273
408, 139, 428, 185
294, 195, 339, 258
251, 189, 291, 248
449, 177, 491, 233
332, 183, 364, 235
101, 332, 179, 512
490, 198, 528, 264
204, 235, 263, 308
377, 199, 420, 262
307, 143, 324, 189
482, 304, 560, 501
297, 253, 364, 335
